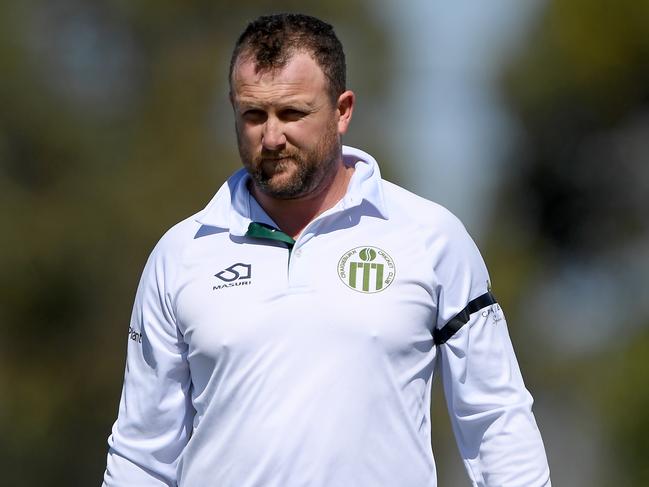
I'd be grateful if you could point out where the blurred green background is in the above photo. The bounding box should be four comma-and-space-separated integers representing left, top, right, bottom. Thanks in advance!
1, 1, 648, 485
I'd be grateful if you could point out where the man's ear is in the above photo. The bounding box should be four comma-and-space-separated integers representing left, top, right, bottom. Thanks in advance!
336, 90, 355, 135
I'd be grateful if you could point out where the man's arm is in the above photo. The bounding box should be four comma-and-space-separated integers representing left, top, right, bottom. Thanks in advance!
103, 243, 193, 486
437, 302, 551, 486
432, 215, 551, 486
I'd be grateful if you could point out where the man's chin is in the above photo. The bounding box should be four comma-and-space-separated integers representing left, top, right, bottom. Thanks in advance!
257, 168, 296, 191
258, 182, 305, 200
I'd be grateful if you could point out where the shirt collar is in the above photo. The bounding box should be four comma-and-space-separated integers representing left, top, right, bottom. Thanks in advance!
195, 145, 389, 236
338, 145, 388, 218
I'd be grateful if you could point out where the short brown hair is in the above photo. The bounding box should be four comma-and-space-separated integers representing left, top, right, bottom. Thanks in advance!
229, 13, 347, 102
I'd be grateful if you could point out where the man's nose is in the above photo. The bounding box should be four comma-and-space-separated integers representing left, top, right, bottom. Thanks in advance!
262, 118, 286, 150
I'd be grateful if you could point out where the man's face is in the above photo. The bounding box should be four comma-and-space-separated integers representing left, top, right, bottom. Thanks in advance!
230, 51, 345, 200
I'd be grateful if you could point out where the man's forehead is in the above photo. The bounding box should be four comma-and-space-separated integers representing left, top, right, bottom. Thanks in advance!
231, 51, 327, 91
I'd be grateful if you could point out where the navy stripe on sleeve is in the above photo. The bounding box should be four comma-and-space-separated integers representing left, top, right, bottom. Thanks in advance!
433, 292, 497, 345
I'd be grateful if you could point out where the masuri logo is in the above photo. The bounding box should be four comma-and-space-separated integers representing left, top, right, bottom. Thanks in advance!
213, 263, 252, 291
338, 246, 395, 293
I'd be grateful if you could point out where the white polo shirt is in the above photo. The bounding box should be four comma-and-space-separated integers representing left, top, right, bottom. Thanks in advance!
103, 146, 550, 487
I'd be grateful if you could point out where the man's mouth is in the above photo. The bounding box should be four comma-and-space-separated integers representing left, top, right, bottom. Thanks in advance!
262, 155, 292, 161
259, 157, 292, 175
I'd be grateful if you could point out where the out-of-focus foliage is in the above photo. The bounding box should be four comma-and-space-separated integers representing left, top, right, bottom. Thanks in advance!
0, 1, 390, 485
502, 0, 649, 255
494, 0, 649, 484
599, 331, 649, 486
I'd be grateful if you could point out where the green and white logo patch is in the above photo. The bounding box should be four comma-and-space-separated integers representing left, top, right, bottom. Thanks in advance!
338, 246, 395, 293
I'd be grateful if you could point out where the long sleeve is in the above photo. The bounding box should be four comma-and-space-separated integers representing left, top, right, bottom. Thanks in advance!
103, 243, 194, 486
433, 217, 551, 486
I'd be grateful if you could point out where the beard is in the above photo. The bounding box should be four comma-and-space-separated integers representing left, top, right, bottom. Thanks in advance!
237, 123, 341, 200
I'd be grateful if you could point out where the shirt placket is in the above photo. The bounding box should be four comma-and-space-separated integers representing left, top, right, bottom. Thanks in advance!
244, 210, 338, 291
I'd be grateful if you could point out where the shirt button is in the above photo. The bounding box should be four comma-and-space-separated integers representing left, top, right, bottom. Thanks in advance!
295, 249, 302, 257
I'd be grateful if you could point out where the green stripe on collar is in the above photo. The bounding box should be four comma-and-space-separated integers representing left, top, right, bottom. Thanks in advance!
246, 222, 295, 248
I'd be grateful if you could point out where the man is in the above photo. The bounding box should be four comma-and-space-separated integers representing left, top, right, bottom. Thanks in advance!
103, 13, 551, 487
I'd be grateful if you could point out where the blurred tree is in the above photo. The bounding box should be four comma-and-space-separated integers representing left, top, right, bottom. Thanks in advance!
0, 1, 391, 485
501, 0, 649, 256
599, 328, 649, 486
494, 0, 649, 484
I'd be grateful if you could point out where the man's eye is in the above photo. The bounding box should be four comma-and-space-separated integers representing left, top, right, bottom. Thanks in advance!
280, 109, 306, 121
242, 110, 266, 123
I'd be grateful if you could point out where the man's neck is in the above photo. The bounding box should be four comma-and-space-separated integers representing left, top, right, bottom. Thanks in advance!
251, 162, 354, 239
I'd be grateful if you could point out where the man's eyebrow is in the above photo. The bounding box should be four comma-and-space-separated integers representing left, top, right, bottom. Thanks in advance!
235, 97, 317, 110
